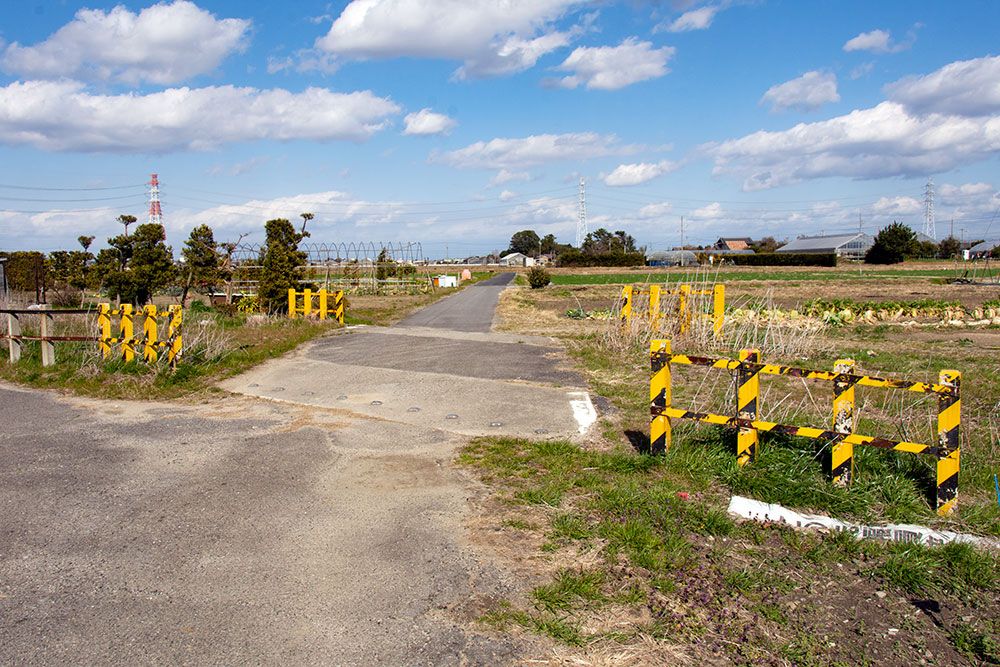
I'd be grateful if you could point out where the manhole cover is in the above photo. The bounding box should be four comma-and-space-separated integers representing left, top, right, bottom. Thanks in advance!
336, 395, 348, 400
445, 414, 459, 420
371, 400, 383, 406
271, 387, 285, 392
407, 407, 421, 413
489, 421, 503, 427
534, 428, 549, 434
248, 383, 259, 388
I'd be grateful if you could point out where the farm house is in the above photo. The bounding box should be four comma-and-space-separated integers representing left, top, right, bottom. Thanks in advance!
776, 233, 874, 259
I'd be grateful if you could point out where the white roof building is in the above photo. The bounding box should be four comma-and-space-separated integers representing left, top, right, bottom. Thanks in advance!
776, 233, 874, 259
498, 252, 536, 266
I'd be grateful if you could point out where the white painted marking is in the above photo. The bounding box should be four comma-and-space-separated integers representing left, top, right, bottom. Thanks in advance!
567, 391, 597, 434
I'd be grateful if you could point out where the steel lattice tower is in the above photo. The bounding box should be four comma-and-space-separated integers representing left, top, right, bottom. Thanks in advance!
576, 177, 588, 247
923, 178, 935, 240
148, 173, 163, 226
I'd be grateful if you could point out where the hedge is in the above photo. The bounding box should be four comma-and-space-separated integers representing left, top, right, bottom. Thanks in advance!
556, 249, 647, 267
723, 253, 837, 267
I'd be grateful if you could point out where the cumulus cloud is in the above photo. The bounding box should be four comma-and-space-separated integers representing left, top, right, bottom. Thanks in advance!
691, 202, 723, 219
886, 55, 1000, 117
403, 108, 457, 136
637, 202, 673, 219
602, 160, 677, 186
499, 190, 516, 201
554, 38, 674, 90
434, 132, 637, 169
0, 80, 400, 152
761, 71, 840, 112
872, 196, 921, 215
489, 169, 532, 186
663, 6, 719, 32
0, 1, 250, 85
708, 57, 1000, 190
843, 28, 911, 54
315, 0, 584, 79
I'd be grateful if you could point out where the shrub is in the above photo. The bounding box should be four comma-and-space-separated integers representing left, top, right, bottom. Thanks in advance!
866, 222, 916, 264
527, 266, 551, 289
557, 248, 646, 267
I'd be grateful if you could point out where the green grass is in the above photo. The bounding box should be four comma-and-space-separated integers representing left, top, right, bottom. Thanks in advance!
548, 267, 999, 285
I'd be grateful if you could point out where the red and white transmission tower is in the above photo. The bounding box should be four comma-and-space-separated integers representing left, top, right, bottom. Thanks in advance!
147, 173, 163, 225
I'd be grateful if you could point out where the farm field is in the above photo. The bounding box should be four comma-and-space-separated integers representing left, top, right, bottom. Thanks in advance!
463, 263, 1000, 665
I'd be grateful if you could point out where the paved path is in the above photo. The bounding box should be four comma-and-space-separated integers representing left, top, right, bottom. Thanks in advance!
397, 272, 515, 332
0, 275, 595, 665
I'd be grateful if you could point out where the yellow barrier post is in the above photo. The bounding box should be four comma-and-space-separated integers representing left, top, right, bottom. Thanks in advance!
678, 284, 691, 333
830, 358, 855, 486
303, 288, 312, 317
334, 290, 345, 324
167, 305, 182, 366
736, 348, 760, 466
936, 370, 960, 515
650, 339, 671, 454
713, 284, 725, 338
288, 288, 297, 319
120, 304, 135, 362
620, 285, 633, 324
319, 289, 328, 319
143, 305, 159, 362
648, 285, 662, 329
98, 304, 112, 359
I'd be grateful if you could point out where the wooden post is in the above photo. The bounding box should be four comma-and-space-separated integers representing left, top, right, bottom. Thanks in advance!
7, 312, 21, 363
39, 310, 55, 367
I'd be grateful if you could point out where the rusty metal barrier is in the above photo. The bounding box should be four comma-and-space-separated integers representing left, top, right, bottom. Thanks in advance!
622, 283, 724, 337
650, 339, 961, 516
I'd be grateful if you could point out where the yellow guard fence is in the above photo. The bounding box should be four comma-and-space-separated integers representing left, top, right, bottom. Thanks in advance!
622, 283, 725, 337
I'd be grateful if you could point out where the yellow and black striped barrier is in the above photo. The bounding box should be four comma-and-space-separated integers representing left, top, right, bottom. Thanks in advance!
98, 303, 182, 365
622, 283, 724, 337
649, 340, 962, 516
288, 288, 345, 324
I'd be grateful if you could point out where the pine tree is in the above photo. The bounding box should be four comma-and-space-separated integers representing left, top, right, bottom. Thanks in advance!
180, 224, 220, 306
257, 218, 308, 313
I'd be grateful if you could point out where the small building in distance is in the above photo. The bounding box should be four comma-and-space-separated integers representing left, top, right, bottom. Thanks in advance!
498, 252, 536, 267
714, 237, 753, 251
647, 249, 699, 267
776, 233, 874, 259
967, 238, 1000, 259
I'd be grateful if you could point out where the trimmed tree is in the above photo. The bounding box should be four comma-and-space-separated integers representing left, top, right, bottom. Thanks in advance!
507, 229, 541, 257
180, 224, 221, 306
257, 218, 308, 314
93, 223, 175, 304
865, 222, 917, 264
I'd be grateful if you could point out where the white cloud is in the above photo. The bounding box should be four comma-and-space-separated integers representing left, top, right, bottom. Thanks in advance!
0, 1, 250, 85
872, 196, 922, 215
938, 182, 994, 200
709, 58, 1000, 190
761, 71, 840, 112
499, 190, 516, 201
315, 0, 584, 79
850, 62, 874, 80
886, 55, 1000, 117
843, 28, 911, 54
691, 202, 723, 219
434, 132, 637, 169
664, 6, 719, 32
489, 169, 532, 186
555, 38, 674, 90
403, 108, 457, 136
637, 202, 672, 219
602, 160, 677, 186
0, 80, 400, 152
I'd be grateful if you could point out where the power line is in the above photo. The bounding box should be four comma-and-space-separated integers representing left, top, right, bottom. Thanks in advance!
0, 182, 144, 191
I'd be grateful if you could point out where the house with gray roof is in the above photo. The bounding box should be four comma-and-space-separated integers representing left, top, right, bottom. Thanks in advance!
776, 233, 873, 259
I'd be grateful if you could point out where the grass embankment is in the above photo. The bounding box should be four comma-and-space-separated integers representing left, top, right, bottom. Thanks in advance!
0, 275, 488, 400
467, 267, 1000, 664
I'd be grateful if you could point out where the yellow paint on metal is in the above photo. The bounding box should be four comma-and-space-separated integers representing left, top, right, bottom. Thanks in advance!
936, 369, 960, 515
303, 288, 312, 317
620, 285, 633, 324
288, 288, 297, 319
713, 284, 725, 338
98, 303, 112, 359
736, 348, 760, 466
678, 283, 691, 333
831, 358, 855, 487
319, 289, 328, 319
143, 305, 159, 362
650, 339, 671, 454
167, 305, 183, 365
649, 285, 661, 328
120, 304, 135, 362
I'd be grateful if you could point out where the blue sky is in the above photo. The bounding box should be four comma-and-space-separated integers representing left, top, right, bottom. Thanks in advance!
1, 0, 998, 258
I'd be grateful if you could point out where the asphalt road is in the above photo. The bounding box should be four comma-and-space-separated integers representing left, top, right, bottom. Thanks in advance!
1, 271, 593, 665
0, 386, 530, 665
397, 272, 514, 332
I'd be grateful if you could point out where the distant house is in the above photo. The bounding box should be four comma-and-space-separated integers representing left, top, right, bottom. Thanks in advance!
714, 237, 753, 251
646, 250, 699, 267
776, 233, 874, 259
498, 252, 536, 267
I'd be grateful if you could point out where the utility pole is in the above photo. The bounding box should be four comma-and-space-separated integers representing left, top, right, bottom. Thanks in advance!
576, 178, 588, 248
950, 217, 954, 240
923, 178, 936, 240
680, 216, 685, 249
